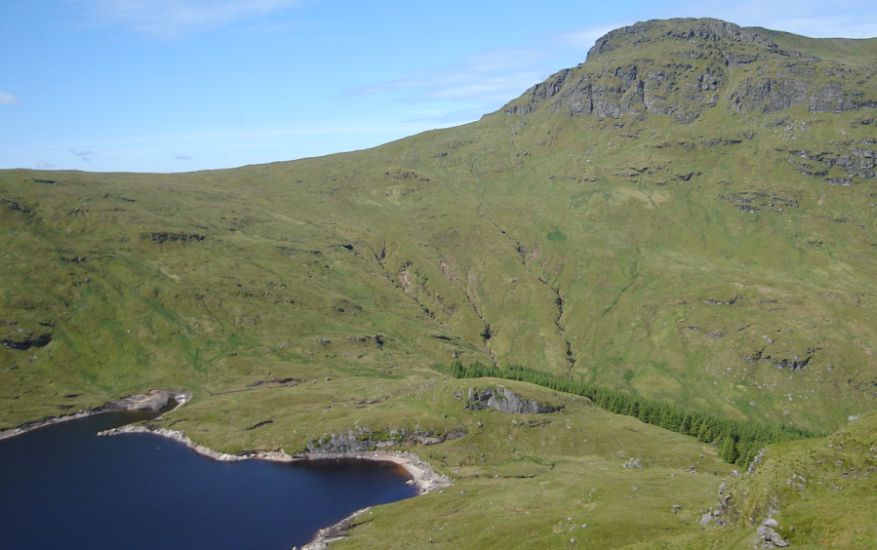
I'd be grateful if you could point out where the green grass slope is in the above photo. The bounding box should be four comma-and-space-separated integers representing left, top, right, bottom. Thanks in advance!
683, 411, 877, 549
1, 17, 875, 548
726, 411, 877, 547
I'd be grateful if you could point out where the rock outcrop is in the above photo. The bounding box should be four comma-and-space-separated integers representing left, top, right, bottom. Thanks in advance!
107, 389, 180, 413
586, 18, 782, 61
786, 146, 877, 182
0, 332, 52, 351
306, 426, 466, 455
503, 18, 875, 122
756, 516, 790, 548
146, 231, 206, 244
0, 389, 189, 441
466, 386, 562, 414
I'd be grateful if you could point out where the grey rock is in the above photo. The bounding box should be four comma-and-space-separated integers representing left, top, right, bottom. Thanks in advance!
700, 508, 721, 526
757, 519, 790, 548
466, 386, 562, 414
789, 147, 876, 181
0, 332, 52, 351
307, 426, 467, 454
730, 69, 874, 115
504, 17, 876, 123
809, 82, 870, 112
747, 449, 766, 475
147, 231, 205, 244
586, 18, 780, 61
730, 78, 809, 113
308, 430, 371, 454
773, 356, 811, 370
108, 389, 179, 413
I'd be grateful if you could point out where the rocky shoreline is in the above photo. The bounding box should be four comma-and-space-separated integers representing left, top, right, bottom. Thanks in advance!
0, 389, 190, 441
4, 388, 450, 549
100, 424, 451, 549
294, 447, 451, 549
299, 507, 373, 550
98, 423, 451, 495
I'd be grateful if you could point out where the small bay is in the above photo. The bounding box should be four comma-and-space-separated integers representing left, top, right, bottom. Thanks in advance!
0, 412, 416, 549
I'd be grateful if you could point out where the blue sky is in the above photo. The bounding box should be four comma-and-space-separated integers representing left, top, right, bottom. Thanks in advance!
2, 0, 876, 173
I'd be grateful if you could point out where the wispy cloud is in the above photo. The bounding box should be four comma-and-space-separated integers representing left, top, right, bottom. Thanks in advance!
349, 48, 559, 124
70, 149, 97, 162
89, 0, 302, 38
678, 0, 877, 37
345, 20, 630, 127
174, 155, 192, 160
344, 0, 877, 130
0, 91, 16, 104
749, 14, 877, 38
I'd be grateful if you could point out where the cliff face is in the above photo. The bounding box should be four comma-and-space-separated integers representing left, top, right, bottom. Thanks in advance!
504, 18, 877, 121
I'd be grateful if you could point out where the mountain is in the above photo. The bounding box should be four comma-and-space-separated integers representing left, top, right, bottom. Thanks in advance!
1, 18, 875, 548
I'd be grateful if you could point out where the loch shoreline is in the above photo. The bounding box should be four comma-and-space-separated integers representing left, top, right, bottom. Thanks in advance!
98, 423, 451, 495
0, 389, 191, 441
100, 423, 451, 548
1, 388, 450, 549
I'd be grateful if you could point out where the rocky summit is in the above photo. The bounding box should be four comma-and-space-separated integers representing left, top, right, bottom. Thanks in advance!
508, 19, 875, 120
1, 18, 875, 549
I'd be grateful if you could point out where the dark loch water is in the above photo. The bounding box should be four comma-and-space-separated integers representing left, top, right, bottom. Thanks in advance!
0, 413, 416, 549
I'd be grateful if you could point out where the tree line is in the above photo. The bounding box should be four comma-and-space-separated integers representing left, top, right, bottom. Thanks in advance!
449, 361, 818, 466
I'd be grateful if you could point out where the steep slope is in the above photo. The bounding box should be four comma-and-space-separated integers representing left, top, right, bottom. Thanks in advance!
471, 17, 877, 431
716, 411, 877, 548
507, 18, 876, 118
1, 17, 876, 548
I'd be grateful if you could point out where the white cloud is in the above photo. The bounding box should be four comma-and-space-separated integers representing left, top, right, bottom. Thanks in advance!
0, 91, 16, 104
350, 48, 553, 119
70, 149, 97, 161
89, 0, 301, 38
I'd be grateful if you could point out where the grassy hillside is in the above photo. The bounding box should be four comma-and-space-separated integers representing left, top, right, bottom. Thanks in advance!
716, 411, 877, 548
1, 17, 875, 548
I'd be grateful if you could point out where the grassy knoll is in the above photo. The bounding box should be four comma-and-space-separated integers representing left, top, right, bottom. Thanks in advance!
449, 361, 818, 466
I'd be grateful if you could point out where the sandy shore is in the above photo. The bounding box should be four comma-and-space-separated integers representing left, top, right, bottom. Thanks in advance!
0, 389, 190, 441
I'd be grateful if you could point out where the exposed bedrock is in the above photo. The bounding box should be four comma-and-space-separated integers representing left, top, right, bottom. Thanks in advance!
466, 386, 563, 414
